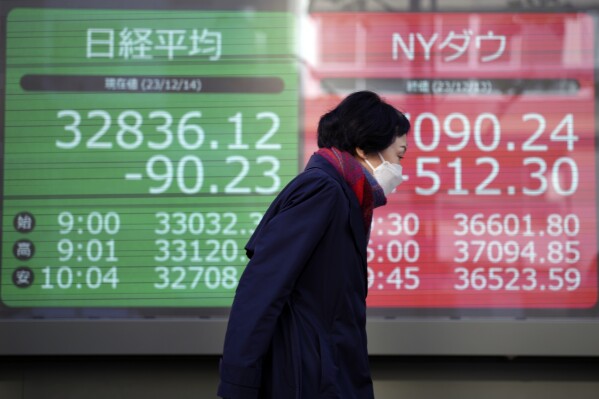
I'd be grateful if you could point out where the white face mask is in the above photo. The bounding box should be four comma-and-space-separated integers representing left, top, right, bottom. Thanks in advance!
365, 153, 404, 196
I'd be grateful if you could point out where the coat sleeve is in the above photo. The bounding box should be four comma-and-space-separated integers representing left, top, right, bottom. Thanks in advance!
217, 172, 344, 399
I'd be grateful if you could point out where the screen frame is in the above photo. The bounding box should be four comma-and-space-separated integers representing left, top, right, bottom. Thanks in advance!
1, 318, 599, 356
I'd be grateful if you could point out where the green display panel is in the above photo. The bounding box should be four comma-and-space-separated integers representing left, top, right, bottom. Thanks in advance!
2, 8, 298, 307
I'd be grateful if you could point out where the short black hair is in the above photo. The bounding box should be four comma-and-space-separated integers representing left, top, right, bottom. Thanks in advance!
317, 90, 410, 155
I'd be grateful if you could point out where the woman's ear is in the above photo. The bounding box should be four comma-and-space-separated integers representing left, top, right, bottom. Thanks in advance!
355, 147, 367, 160
354, 147, 375, 173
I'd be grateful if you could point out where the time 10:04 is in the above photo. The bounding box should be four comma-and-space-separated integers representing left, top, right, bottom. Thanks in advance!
41, 266, 119, 290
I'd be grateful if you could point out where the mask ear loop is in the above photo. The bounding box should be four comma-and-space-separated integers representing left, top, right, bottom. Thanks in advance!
364, 152, 389, 173
363, 156, 378, 173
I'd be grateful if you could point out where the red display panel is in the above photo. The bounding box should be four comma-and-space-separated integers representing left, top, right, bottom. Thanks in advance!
303, 13, 597, 311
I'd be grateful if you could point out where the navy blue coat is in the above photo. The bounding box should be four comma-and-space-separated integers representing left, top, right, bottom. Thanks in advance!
218, 154, 374, 399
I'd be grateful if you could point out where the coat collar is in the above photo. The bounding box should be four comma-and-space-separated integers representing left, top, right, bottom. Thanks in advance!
305, 153, 368, 266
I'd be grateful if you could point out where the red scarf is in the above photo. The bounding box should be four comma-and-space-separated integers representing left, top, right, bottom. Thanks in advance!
316, 147, 376, 234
